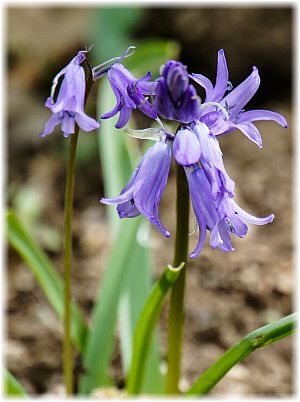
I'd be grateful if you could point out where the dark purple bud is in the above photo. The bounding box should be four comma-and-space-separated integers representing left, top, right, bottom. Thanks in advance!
154, 60, 200, 124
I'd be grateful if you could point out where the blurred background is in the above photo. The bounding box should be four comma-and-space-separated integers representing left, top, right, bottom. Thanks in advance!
6, 5, 294, 397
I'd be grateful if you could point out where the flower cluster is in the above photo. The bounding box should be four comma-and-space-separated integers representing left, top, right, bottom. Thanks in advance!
41, 47, 287, 258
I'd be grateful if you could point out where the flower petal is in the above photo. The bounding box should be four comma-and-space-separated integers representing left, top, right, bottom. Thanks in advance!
236, 121, 263, 148
76, 112, 100, 132
115, 106, 132, 129
40, 113, 61, 137
210, 49, 229, 102
173, 127, 201, 166
189, 73, 213, 102
189, 210, 207, 259
232, 200, 274, 225
221, 67, 260, 120
177, 85, 201, 123
61, 113, 75, 137
237, 109, 288, 127
134, 141, 172, 237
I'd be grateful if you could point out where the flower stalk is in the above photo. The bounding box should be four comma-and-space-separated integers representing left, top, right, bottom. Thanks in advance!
63, 129, 79, 394
62, 57, 94, 395
166, 162, 190, 393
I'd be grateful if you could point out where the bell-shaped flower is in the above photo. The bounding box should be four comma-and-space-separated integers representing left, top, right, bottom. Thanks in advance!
154, 60, 200, 123
191, 49, 288, 148
210, 195, 274, 252
184, 165, 274, 258
101, 63, 157, 129
101, 139, 172, 237
40, 51, 100, 138
173, 122, 235, 199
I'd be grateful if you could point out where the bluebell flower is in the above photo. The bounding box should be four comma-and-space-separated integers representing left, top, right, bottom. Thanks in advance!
40, 51, 100, 138
190, 49, 288, 148
184, 164, 274, 257
101, 63, 157, 129
154, 60, 200, 123
101, 135, 172, 237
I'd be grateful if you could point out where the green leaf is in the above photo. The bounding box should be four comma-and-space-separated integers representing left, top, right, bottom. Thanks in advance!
6, 210, 87, 353
127, 263, 185, 395
93, 7, 143, 60
4, 369, 28, 397
117, 232, 163, 393
79, 218, 141, 393
186, 313, 297, 396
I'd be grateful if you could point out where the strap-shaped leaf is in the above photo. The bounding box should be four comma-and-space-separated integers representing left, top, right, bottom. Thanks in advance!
186, 313, 297, 395
6, 210, 87, 353
4, 369, 28, 397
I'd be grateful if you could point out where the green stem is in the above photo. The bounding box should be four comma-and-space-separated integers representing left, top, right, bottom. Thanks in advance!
186, 313, 297, 396
166, 163, 190, 394
62, 59, 94, 395
63, 129, 79, 395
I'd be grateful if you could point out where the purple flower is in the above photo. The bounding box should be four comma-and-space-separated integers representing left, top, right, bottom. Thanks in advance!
40, 51, 100, 138
101, 63, 157, 129
154, 61, 200, 123
191, 49, 288, 148
185, 165, 274, 258
173, 122, 235, 199
101, 139, 172, 237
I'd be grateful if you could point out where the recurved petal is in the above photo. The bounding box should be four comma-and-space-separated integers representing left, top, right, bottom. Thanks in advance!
76, 112, 100, 132
173, 127, 201, 166
115, 106, 132, 129
40, 113, 61, 137
221, 67, 260, 120
232, 200, 274, 225
237, 109, 288, 127
189, 210, 207, 258
134, 141, 172, 237
210, 49, 229, 102
101, 187, 134, 206
189, 73, 213, 102
236, 121, 263, 148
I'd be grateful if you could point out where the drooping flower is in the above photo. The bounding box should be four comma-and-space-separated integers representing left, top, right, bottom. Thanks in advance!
40, 51, 100, 138
154, 60, 200, 123
101, 63, 157, 129
190, 49, 288, 148
101, 136, 172, 237
184, 164, 274, 257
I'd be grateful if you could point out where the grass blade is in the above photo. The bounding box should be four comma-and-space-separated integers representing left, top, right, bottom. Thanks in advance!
6, 210, 87, 353
79, 218, 141, 394
4, 369, 28, 397
186, 313, 297, 396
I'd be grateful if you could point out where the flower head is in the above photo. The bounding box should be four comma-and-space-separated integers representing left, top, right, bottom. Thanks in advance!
40, 51, 100, 138
100, 48, 287, 258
